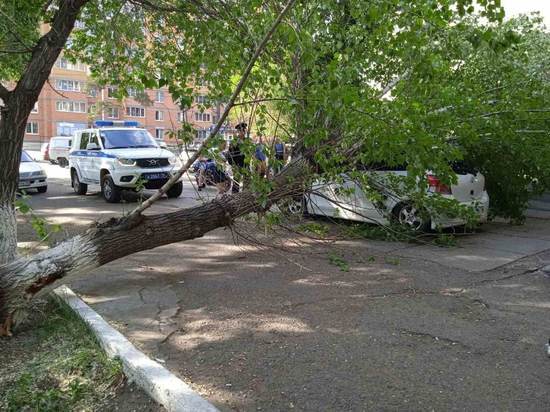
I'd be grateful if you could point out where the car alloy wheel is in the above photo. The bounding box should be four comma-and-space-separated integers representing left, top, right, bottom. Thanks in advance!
397, 204, 426, 232
286, 197, 304, 215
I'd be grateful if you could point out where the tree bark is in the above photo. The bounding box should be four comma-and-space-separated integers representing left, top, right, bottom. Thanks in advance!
0, 159, 309, 335
0, 0, 89, 264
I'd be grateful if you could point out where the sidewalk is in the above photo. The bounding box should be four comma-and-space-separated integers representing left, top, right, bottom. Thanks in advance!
68, 217, 550, 410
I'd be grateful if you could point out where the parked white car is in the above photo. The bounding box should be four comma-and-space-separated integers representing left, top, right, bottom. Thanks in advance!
288, 165, 489, 231
48, 136, 72, 167
19, 151, 47, 193
68, 121, 183, 203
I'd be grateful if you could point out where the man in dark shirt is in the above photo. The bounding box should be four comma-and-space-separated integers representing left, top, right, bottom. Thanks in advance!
227, 122, 247, 168
227, 122, 248, 191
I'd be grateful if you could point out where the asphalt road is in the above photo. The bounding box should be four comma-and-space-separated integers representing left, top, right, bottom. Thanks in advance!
19, 162, 550, 411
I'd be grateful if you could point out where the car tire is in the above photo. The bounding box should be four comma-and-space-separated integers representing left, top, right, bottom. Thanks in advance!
166, 181, 183, 198
58, 158, 68, 168
37, 185, 47, 194
285, 196, 308, 216
49, 159, 56, 165
393, 203, 429, 232
71, 170, 87, 195
101, 174, 122, 203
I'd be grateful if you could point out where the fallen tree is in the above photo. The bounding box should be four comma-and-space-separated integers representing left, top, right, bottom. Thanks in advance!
2, 0, 547, 337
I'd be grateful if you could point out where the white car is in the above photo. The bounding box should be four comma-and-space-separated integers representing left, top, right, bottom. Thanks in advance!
68, 121, 183, 203
19, 150, 47, 193
289, 165, 489, 231
48, 136, 72, 167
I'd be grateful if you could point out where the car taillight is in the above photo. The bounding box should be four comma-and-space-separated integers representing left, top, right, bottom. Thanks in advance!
427, 174, 452, 194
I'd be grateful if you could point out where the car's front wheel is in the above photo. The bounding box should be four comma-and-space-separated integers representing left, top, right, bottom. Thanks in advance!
37, 185, 47, 193
166, 181, 183, 198
71, 170, 87, 195
284, 196, 307, 217
101, 174, 121, 203
394, 203, 429, 232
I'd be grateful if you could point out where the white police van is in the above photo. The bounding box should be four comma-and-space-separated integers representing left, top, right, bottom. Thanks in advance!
69, 121, 183, 203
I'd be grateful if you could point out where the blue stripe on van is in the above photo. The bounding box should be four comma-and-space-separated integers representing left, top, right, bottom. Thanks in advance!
69, 150, 117, 158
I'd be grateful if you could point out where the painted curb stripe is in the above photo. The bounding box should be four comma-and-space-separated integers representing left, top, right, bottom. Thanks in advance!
53, 285, 219, 412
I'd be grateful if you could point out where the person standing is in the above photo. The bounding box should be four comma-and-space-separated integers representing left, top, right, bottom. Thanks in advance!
273, 138, 286, 174
227, 122, 248, 191
255, 135, 268, 178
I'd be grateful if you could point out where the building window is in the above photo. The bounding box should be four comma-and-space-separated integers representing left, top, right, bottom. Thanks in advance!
195, 95, 208, 104
56, 100, 86, 113
155, 110, 164, 121
88, 86, 98, 97
156, 90, 165, 103
196, 129, 208, 140
155, 128, 164, 139
126, 106, 145, 117
55, 79, 83, 92
177, 112, 185, 122
31, 102, 38, 113
127, 87, 138, 98
26, 122, 39, 134
55, 58, 86, 71
107, 87, 117, 99
106, 107, 119, 119
194, 112, 211, 122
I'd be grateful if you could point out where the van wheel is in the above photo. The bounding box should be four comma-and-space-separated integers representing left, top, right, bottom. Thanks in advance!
166, 181, 183, 198
37, 185, 47, 193
71, 170, 87, 195
58, 158, 68, 167
101, 174, 122, 203
393, 203, 429, 232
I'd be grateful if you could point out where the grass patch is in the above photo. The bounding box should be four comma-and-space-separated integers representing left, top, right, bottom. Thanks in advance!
298, 222, 329, 238
328, 252, 350, 272
0, 299, 124, 412
341, 223, 413, 242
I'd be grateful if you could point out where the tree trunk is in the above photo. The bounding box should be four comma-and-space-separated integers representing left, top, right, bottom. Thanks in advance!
0, 159, 308, 335
0, 0, 90, 266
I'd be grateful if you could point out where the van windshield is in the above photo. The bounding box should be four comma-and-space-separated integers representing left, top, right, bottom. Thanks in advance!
99, 129, 159, 149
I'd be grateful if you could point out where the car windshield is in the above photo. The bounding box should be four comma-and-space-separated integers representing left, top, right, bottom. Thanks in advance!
99, 129, 159, 149
21, 151, 33, 162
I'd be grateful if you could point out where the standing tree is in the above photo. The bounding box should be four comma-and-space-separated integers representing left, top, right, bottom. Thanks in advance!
2, 0, 548, 336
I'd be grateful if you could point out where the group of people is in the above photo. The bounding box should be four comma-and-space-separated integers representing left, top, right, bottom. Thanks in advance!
194, 122, 286, 196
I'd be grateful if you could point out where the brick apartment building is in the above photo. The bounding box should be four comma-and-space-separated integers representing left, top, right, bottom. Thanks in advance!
23, 55, 228, 149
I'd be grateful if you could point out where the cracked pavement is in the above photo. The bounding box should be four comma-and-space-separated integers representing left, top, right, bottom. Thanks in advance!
19, 163, 550, 411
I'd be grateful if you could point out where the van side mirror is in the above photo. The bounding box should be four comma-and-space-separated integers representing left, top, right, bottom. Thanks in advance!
86, 142, 100, 150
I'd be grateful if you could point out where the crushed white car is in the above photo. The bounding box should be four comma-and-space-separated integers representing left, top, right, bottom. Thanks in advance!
288, 165, 489, 231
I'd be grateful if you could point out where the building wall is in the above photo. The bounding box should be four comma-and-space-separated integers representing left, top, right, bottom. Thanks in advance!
24, 57, 225, 147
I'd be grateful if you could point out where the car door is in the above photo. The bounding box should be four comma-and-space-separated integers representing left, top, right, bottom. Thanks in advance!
86, 132, 102, 184
77, 132, 91, 180
308, 175, 384, 223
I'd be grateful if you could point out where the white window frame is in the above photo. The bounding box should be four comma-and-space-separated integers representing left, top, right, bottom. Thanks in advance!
26, 122, 39, 134
107, 87, 117, 99
155, 128, 164, 139
56, 100, 86, 113
106, 107, 119, 119
156, 90, 165, 103
126, 106, 145, 118
55, 79, 83, 92
155, 110, 164, 121
194, 112, 211, 122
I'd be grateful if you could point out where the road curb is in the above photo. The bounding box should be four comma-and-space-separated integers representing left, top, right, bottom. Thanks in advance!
53, 285, 218, 412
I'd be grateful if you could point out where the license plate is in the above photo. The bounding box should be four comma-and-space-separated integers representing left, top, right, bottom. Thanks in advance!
142, 172, 168, 180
